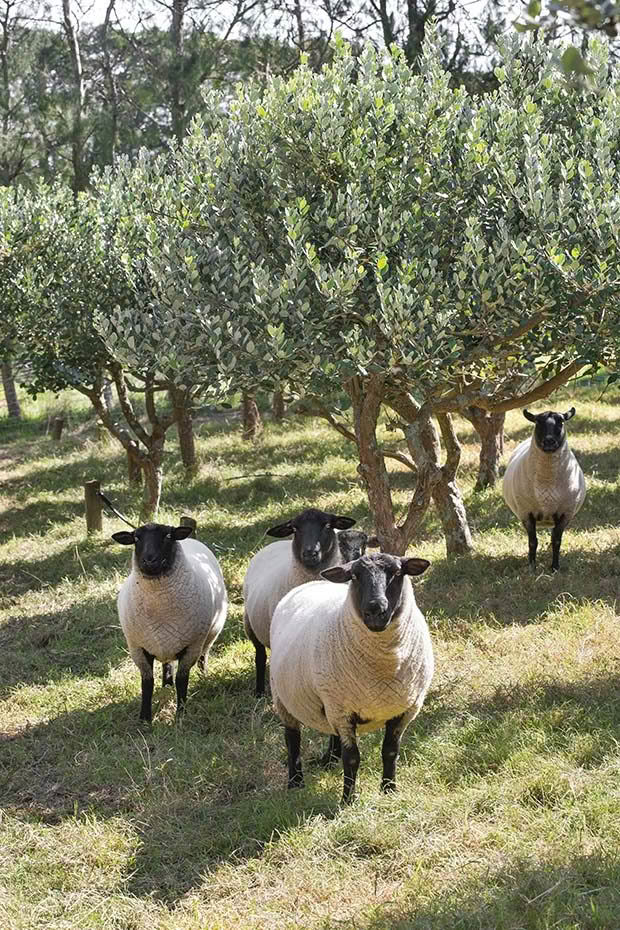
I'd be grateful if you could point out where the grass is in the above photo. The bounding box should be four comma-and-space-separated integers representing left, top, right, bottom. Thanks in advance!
1, 385, 620, 930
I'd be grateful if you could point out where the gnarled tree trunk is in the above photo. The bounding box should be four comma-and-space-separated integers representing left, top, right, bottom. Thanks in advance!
169, 386, 197, 477
242, 392, 263, 441
140, 445, 164, 522
390, 395, 473, 559
1, 360, 21, 418
463, 406, 506, 490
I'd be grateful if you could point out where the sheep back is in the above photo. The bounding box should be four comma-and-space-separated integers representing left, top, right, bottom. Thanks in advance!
503, 438, 586, 526
119, 538, 228, 663
270, 579, 434, 736
243, 539, 331, 648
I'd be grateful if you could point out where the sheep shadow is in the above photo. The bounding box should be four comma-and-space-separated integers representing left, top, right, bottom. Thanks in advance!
1, 694, 340, 903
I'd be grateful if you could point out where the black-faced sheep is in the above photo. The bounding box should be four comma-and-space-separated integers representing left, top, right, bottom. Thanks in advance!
243, 507, 356, 697
112, 523, 228, 721
270, 552, 434, 804
502, 408, 586, 571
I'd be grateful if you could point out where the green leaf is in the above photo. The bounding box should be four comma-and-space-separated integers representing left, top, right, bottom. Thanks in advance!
561, 47, 594, 77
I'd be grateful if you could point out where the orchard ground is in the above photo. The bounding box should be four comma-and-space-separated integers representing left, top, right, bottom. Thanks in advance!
1, 385, 620, 930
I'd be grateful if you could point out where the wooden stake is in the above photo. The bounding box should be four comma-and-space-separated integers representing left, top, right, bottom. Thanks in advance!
84, 479, 103, 533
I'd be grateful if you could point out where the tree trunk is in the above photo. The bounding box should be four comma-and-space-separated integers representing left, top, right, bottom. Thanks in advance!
349, 377, 405, 553
433, 414, 473, 556
127, 449, 143, 486
464, 407, 506, 490
103, 379, 114, 411
141, 454, 163, 521
272, 389, 285, 420
242, 392, 263, 441
62, 0, 89, 193
169, 387, 197, 477
391, 395, 473, 558
1, 360, 21, 418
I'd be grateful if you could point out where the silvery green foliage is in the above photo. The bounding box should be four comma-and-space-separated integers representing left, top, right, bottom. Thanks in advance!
97, 31, 620, 407
0, 182, 122, 397
93, 150, 237, 396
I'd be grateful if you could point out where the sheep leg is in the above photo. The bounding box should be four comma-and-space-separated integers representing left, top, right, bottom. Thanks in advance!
551, 513, 568, 572
174, 643, 201, 721
318, 734, 342, 768
340, 720, 361, 805
524, 513, 538, 568
162, 662, 174, 687
285, 726, 304, 789
245, 621, 267, 696
381, 714, 405, 792
135, 648, 155, 723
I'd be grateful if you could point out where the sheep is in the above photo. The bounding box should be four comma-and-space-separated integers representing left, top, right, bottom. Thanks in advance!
336, 528, 379, 563
502, 407, 586, 572
243, 507, 356, 697
112, 522, 228, 722
270, 552, 434, 804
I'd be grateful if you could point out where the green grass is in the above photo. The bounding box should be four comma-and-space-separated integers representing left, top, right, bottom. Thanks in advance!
1, 386, 620, 929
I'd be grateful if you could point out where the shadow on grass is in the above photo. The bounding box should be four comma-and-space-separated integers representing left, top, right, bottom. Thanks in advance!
422, 541, 620, 631
0, 690, 340, 903
359, 851, 620, 929
419, 671, 620, 789
0, 591, 125, 698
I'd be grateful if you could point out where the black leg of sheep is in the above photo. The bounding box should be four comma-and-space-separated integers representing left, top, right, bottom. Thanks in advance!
285, 726, 304, 788
381, 714, 405, 792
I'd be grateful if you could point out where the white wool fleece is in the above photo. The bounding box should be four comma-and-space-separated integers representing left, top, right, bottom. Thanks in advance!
243, 539, 341, 649
270, 578, 434, 737
118, 537, 228, 664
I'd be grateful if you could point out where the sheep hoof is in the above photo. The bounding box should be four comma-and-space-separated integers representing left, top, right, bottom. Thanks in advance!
381, 779, 397, 793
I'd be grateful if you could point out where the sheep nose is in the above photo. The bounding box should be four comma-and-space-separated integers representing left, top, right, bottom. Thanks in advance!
302, 548, 320, 565
366, 598, 388, 616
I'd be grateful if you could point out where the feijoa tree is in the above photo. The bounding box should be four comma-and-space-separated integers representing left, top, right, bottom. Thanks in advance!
102, 31, 620, 554
0, 178, 194, 520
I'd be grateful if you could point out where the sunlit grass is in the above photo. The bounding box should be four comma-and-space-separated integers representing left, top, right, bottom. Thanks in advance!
1, 384, 619, 929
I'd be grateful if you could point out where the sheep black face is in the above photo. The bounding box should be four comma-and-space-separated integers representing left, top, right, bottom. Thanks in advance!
112, 523, 194, 577
266, 508, 356, 570
524, 408, 576, 454
322, 553, 430, 632
337, 530, 380, 564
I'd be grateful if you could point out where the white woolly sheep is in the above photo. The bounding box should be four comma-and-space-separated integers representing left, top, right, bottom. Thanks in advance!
270, 552, 434, 804
112, 523, 228, 721
503, 407, 586, 571
243, 507, 356, 697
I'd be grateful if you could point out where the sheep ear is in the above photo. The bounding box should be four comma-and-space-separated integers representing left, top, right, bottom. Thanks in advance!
112, 531, 135, 545
401, 557, 430, 576
523, 409, 537, 423
366, 535, 380, 548
321, 564, 353, 583
266, 521, 294, 538
330, 515, 356, 530
172, 526, 194, 540
563, 407, 576, 421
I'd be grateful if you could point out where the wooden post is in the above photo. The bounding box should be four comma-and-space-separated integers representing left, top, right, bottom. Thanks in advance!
84, 479, 103, 533
51, 416, 65, 440
180, 515, 197, 537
